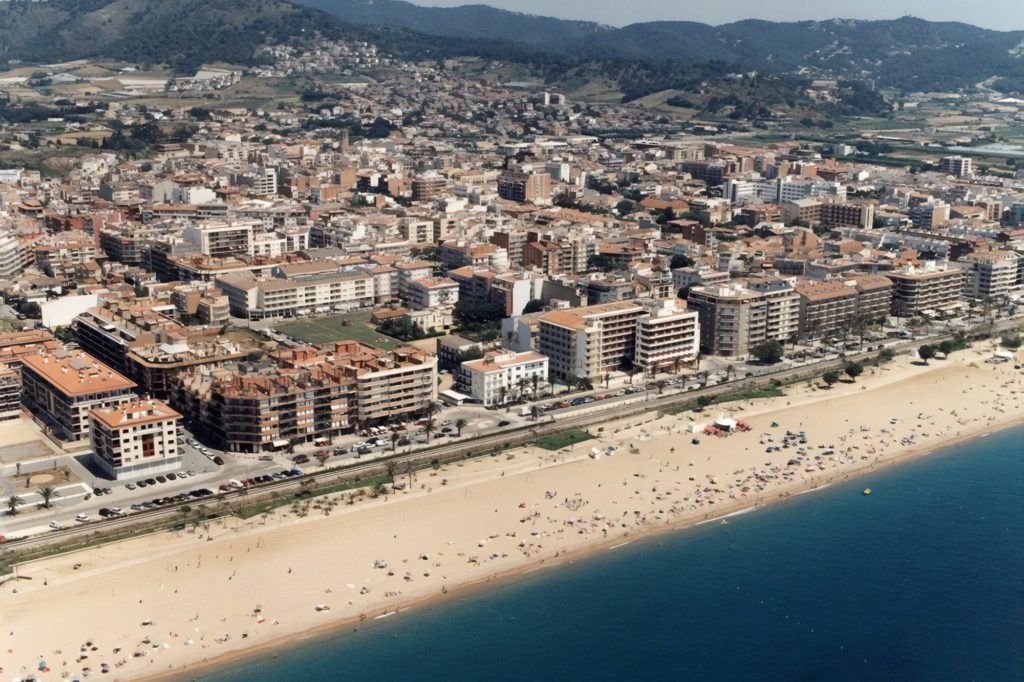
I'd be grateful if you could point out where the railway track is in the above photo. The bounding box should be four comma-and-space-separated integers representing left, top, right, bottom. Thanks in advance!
2, 320, 1018, 557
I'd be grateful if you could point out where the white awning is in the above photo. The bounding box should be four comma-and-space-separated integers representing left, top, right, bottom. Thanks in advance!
272, 439, 290, 448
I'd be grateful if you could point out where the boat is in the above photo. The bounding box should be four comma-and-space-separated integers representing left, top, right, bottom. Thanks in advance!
863, 488, 872, 495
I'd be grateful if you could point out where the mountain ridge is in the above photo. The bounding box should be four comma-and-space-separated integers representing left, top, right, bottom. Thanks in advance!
295, 1, 1024, 92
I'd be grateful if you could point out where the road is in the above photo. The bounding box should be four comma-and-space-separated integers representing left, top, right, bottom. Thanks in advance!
1, 315, 1020, 554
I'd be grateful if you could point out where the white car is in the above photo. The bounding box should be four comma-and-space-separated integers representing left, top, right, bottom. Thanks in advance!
75, 513, 90, 522
49, 520, 63, 530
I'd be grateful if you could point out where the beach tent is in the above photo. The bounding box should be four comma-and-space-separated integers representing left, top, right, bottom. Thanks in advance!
713, 416, 738, 431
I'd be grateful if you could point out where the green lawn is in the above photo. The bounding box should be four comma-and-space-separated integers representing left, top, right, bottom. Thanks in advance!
277, 312, 398, 350
532, 429, 594, 451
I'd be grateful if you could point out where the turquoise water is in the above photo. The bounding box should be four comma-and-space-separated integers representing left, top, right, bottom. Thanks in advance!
199, 427, 1024, 681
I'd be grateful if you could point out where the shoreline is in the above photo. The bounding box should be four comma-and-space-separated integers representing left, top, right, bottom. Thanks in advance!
3, 348, 1022, 682
164, 409, 1024, 681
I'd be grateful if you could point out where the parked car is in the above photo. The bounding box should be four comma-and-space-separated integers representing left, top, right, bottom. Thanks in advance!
213, 456, 225, 466
75, 513, 90, 522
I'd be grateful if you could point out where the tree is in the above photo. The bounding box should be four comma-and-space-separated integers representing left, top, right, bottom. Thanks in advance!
522, 299, 544, 314
455, 418, 467, 437
37, 486, 59, 509
391, 431, 400, 452
6, 494, 22, 515
938, 340, 955, 357
696, 395, 713, 410
917, 345, 936, 364
823, 371, 840, 388
1001, 333, 1021, 350
751, 339, 784, 364
844, 362, 864, 382
669, 253, 695, 270
423, 420, 435, 442
384, 460, 398, 485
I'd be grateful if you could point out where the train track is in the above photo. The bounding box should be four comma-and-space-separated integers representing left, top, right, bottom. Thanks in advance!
2, 319, 1019, 557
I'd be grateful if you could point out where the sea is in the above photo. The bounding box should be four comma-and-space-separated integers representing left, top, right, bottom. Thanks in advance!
199, 426, 1024, 682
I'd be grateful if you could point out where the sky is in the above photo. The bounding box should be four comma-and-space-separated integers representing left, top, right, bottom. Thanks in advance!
409, 0, 1024, 31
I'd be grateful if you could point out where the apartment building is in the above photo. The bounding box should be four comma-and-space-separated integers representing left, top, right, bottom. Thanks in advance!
174, 364, 353, 453
794, 275, 895, 338
217, 268, 375, 320
403, 277, 460, 310
172, 342, 437, 452
21, 349, 137, 441
439, 241, 509, 272
457, 350, 549, 406
538, 298, 699, 381
748, 277, 801, 344
497, 170, 551, 204
633, 298, 700, 374
886, 261, 965, 316
411, 174, 447, 202
940, 155, 973, 178
183, 221, 257, 258
957, 251, 1019, 300
0, 366, 21, 421
90, 399, 182, 480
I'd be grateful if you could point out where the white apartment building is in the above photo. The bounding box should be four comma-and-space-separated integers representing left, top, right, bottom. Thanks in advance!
90, 399, 183, 480
183, 220, 258, 258
458, 351, 549, 406
217, 269, 375, 320
957, 251, 1019, 300
634, 298, 700, 374
251, 166, 278, 196
404, 277, 460, 310
538, 298, 700, 382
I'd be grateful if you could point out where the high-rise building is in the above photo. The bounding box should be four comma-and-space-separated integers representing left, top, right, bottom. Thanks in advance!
497, 170, 551, 204
940, 155, 973, 178
886, 261, 964, 316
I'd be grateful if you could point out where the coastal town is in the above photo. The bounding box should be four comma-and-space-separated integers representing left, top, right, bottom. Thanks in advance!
0, 17, 1023, 682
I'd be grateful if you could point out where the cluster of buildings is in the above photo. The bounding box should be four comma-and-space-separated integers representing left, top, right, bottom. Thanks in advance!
0, 36, 1021, 479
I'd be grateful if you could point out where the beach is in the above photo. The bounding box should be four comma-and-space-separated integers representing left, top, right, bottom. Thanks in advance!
1, 344, 1022, 681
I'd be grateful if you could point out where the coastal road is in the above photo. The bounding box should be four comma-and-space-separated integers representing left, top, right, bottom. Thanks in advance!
2, 318, 1020, 556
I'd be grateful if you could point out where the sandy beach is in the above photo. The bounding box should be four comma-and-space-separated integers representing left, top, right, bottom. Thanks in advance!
1, 344, 1022, 681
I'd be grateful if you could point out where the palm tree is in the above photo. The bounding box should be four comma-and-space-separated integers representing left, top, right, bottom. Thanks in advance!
384, 460, 398, 485
498, 385, 508, 405
424, 420, 435, 442
672, 356, 685, 375
530, 373, 541, 399
516, 376, 531, 400
37, 486, 59, 509
455, 417, 467, 437
6, 494, 22, 516
391, 431, 400, 452
725, 364, 735, 381
402, 461, 415, 488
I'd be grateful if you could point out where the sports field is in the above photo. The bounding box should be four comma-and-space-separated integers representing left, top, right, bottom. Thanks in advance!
276, 312, 398, 350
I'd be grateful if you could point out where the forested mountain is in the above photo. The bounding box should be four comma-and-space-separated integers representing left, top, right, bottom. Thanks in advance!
296, 1, 1024, 92
298, 0, 607, 45
0, 0, 1020, 95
